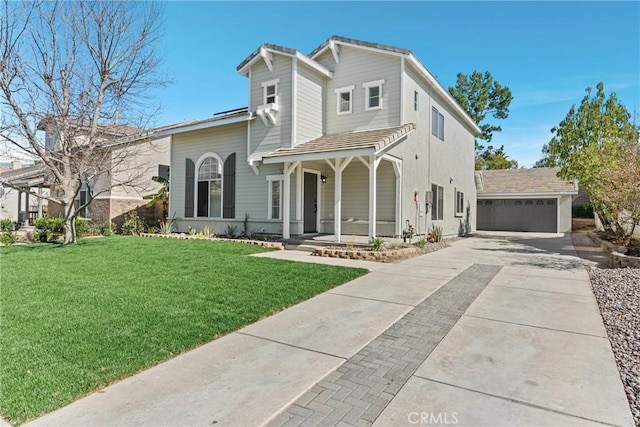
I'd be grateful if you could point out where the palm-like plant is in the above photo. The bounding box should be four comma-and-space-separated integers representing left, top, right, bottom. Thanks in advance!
143, 176, 169, 220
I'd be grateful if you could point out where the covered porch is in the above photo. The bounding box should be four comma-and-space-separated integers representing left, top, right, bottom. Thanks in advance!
0, 165, 49, 226
262, 124, 415, 241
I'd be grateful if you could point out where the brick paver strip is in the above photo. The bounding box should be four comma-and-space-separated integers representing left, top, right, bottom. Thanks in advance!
269, 263, 502, 427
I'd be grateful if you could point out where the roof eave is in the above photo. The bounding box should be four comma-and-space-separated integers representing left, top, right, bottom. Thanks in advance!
237, 47, 332, 78
263, 147, 375, 164
478, 191, 579, 198
156, 113, 254, 137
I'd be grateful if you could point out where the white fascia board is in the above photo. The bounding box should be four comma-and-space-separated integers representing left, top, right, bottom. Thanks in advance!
156, 114, 253, 137
263, 147, 375, 164
239, 48, 332, 78
478, 191, 578, 198
295, 52, 333, 78
406, 55, 481, 135
374, 130, 414, 156
313, 40, 407, 60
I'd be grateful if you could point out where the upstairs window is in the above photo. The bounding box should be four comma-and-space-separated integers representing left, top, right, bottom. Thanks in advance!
432, 107, 445, 141
414, 91, 419, 111
431, 184, 444, 221
261, 79, 279, 105
335, 85, 354, 115
363, 79, 385, 111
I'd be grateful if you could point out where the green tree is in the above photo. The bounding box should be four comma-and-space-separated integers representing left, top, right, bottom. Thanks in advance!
448, 71, 514, 169
476, 145, 519, 170
532, 144, 557, 168
544, 82, 639, 243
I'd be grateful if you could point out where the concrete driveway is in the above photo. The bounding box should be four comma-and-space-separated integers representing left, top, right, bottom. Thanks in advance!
27, 232, 634, 427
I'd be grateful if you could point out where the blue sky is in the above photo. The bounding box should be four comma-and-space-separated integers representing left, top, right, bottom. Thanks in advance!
149, 1, 639, 167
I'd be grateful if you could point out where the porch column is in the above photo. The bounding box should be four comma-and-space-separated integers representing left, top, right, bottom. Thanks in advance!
25, 190, 30, 224
37, 187, 43, 218
326, 157, 353, 243
368, 155, 381, 239
17, 189, 22, 225
295, 163, 302, 221
282, 161, 299, 239
334, 162, 342, 242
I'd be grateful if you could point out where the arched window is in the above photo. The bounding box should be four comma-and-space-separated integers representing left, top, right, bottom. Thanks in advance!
197, 156, 222, 217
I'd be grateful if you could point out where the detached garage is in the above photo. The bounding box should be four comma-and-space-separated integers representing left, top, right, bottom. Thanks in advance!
475, 168, 578, 233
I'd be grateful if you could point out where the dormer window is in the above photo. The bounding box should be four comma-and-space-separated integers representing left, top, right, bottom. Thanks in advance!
335, 85, 354, 115
258, 79, 280, 125
262, 79, 279, 105
363, 79, 385, 111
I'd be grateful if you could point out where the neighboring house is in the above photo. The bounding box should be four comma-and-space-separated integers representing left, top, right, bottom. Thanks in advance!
475, 167, 578, 233
162, 36, 480, 241
2, 123, 173, 227
0, 161, 49, 223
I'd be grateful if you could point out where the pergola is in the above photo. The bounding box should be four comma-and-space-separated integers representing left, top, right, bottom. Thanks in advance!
0, 164, 48, 226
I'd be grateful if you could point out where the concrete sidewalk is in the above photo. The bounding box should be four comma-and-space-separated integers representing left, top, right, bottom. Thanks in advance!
27, 232, 633, 427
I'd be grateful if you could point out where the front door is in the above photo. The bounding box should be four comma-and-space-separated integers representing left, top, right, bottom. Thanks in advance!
304, 172, 317, 233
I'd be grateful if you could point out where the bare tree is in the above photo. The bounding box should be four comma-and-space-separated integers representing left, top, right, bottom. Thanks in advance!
0, 0, 165, 243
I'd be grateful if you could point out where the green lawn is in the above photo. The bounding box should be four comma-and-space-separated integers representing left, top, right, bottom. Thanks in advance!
0, 237, 367, 424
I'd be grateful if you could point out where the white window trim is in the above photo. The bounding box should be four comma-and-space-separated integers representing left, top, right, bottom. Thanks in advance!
267, 174, 284, 220
363, 79, 385, 111
335, 85, 355, 115
455, 188, 464, 217
195, 152, 224, 218
432, 107, 445, 141
261, 78, 280, 105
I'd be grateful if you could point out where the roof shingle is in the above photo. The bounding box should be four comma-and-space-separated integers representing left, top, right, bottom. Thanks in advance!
265, 124, 415, 159
477, 168, 577, 195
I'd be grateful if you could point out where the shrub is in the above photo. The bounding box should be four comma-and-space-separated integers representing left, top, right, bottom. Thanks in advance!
75, 219, 89, 238
226, 224, 237, 238
572, 204, 594, 219
414, 239, 426, 248
158, 219, 176, 235
0, 231, 17, 246
34, 216, 65, 242
121, 212, 145, 235
0, 218, 16, 232
369, 236, 385, 251
97, 222, 116, 236
428, 225, 443, 243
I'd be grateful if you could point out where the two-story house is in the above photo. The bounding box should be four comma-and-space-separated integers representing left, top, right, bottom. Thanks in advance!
162, 36, 480, 240
2, 121, 173, 227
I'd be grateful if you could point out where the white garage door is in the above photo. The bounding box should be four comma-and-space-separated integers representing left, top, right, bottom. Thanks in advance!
477, 199, 558, 232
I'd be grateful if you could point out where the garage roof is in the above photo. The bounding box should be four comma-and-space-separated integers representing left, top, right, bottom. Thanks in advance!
476, 167, 578, 196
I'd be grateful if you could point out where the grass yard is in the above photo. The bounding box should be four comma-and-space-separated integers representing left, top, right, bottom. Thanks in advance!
0, 236, 367, 424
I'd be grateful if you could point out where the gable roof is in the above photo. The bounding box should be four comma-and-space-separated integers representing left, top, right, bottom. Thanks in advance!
263, 124, 415, 164
476, 168, 578, 196
236, 43, 332, 78
310, 36, 481, 135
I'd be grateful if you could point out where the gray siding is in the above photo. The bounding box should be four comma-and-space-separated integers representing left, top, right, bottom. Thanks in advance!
295, 63, 324, 145
249, 55, 293, 156
170, 121, 286, 234
391, 63, 477, 237
323, 46, 401, 134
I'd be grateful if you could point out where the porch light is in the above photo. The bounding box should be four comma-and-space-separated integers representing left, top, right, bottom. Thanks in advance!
321, 175, 327, 184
